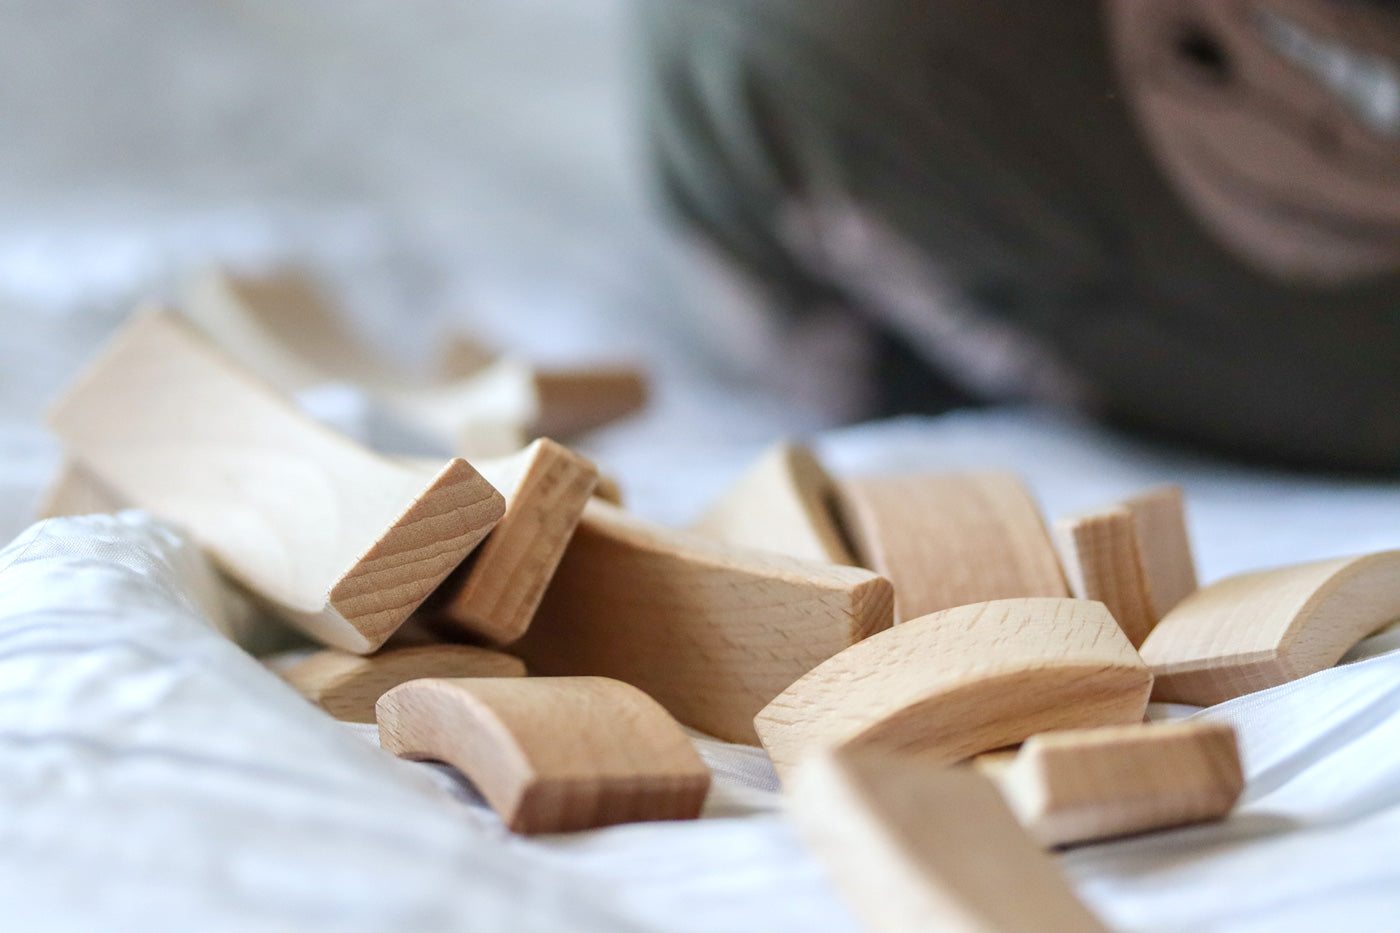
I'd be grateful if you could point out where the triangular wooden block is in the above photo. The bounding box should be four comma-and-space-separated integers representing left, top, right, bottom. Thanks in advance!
755, 598, 1152, 779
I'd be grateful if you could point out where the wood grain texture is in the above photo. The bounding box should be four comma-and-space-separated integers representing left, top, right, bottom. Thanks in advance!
789, 748, 1108, 933
47, 309, 505, 653
1139, 551, 1400, 705
991, 721, 1243, 847
377, 676, 710, 834
835, 472, 1067, 622
512, 499, 895, 744
691, 441, 854, 565
755, 598, 1153, 779
281, 645, 526, 723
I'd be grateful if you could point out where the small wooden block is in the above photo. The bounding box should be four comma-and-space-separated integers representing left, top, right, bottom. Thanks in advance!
835, 472, 1067, 622
376, 676, 710, 834
1140, 551, 1400, 705
690, 441, 854, 565
991, 721, 1244, 847
281, 645, 526, 723
532, 367, 648, 439
36, 459, 127, 519
512, 499, 894, 744
788, 748, 1108, 933
1124, 486, 1198, 620
47, 309, 505, 654
755, 598, 1153, 780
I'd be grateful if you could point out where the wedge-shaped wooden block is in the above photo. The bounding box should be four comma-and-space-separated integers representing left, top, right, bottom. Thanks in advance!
1140, 551, 1400, 705
691, 441, 854, 565
512, 500, 894, 744
755, 598, 1152, 779
835, 472, 1067, 622
1054, 486, 1198, 647
47, 310, 506, 653
281, 645, 526, 723
377, 676, 710, 834
990, 721, 1243, 847
789, 748, 1108, 933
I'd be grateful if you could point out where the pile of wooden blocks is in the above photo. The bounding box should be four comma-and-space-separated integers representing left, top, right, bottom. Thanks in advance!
41, 270, 1400, 932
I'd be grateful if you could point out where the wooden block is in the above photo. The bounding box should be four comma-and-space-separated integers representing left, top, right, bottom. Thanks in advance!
991, 721, 1243, 847
281, 644, 526, 723
690, 442, 854, 565
755, 598, 1153, 780
36, 458, 127, 519
1140, 551, 1400, 705
422, 439, 599, 644
512, 499, 894, 744
376, 676, 710, 834
788, 748, 1108, 933
1125, 486, 1198, 619
835, 472, 1067, 622
47, 309, 506, 654
532, 367, 648, 439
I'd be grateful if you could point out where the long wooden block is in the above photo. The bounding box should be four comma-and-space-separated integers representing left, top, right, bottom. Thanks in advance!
1140, 551, 1400, 705
690, 442, 854, 565
835, 472, 1067, 622
281, 645, 526, 723
47, 309, 505, 653
512, 499, 895, 744
990, 722, 1243, 847
755, 598, 1152, 779
788, 748, 1108, 933
377, 676, 710, 834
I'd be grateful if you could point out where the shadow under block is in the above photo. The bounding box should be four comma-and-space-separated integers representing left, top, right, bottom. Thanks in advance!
1139, 551, 1400, 705
376, 676, 710, 834
835, 472, 1068, 622
281, 645, 526, 723
47, 309, 506, 654
511, 499, 895, 745
690, 441, 854, 565
990, 721, 1243, 847
755, 598, 1153, 779
788, 749, 1108, 933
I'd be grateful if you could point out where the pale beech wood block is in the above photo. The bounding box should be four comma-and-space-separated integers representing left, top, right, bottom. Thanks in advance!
36, 459, 127, 519
281, 645, 526, 723
532, 368, 648, 440
691, 441, 854, 565
835, 472, 1067, 622
1125, 486, 1198, 619
512, 499, 895, 745
376, 676, 710, 834
788, 748, 1108, 933
755, 598, 1152, 779
1140, 551, 1400, 705
47, 309, 506, 654
993, 721, 1243, 847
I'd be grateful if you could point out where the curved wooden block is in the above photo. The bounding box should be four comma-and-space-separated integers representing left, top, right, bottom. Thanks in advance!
376, 676, 710, 834
755, 598, 1152, 779
835, 472, 1067, 622
47, 310, 505, 653
280, 645, 526, 723
513, 500, 894, 744
691, 442, 854, 565
789, 748, 1108, 933
1139, 551, 1400, 705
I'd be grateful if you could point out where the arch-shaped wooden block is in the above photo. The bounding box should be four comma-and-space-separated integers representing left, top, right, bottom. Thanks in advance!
755, 598, 1152, 779
280, 645, 526, 723
1139, 551, 1400, 705
834, 472, 1068, 622
376, 676, 710, 834
513, 500, 894, 744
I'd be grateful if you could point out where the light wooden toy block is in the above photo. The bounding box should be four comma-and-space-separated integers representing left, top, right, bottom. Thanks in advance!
755, 598, 1153, 780
47, 309, 505, 654
1053, 485, 1198, 647
1139, 550, 1400, 705
376, 676, 710, 834
834, 471, 1068, 622
788, 748, 1108, 933
512, 499, 895, 745
36, 458, 128, 519
690, 441, 854, 565
988, 721, 1243, 847
280, 644, 526, 723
